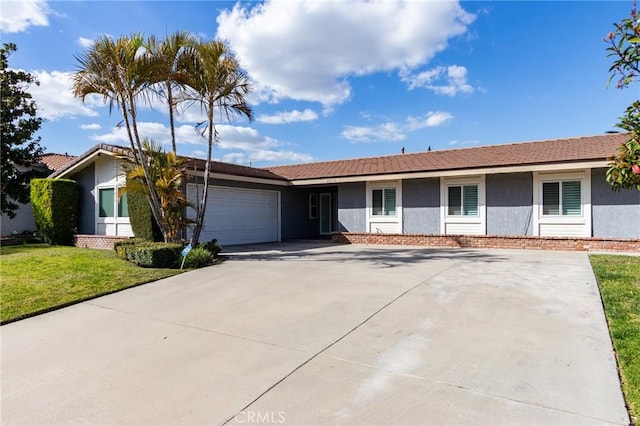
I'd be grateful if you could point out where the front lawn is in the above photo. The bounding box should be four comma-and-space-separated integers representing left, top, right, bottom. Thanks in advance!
590, 254, 640, 425
0, 244, 182, 324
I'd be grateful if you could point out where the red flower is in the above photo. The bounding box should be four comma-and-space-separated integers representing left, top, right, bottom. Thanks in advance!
632, 164, 640, 175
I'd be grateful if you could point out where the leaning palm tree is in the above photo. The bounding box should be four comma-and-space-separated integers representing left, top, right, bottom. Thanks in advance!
72, 34, 169, 241
183, 40, 253, 245
145, 31, 197, 154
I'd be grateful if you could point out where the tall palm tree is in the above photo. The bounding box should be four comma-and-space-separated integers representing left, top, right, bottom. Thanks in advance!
183, 41, 253, 245
72, 34, 169, 241
146, 31, 196, 154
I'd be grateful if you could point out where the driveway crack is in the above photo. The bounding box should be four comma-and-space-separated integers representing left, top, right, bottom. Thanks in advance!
220, 260, 461, 426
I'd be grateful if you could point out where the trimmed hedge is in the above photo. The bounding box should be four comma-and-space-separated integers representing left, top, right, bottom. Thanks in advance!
31, 178, 78, 245
114, 240, 181, 268
127, 190, 163, 242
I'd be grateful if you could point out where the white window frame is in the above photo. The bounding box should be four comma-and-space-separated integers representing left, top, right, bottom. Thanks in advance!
94, 156, 132, 237
440, 175, 486, 234
366, 180, 402, 233
532, 170, 591, 236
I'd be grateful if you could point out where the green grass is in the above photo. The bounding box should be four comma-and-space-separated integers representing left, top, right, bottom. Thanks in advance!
0, 244, 182, 324
590, 254, 640, 425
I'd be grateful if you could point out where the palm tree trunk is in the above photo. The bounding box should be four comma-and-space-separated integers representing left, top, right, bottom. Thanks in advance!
126, 93, 169, 242
191, 102, 214, 245
167, 81, 177, 154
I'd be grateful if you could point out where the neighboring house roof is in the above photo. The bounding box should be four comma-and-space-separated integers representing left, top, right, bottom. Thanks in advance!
40, 153, 78, 171
50, 144, 288, 183
265, 134, 627, 181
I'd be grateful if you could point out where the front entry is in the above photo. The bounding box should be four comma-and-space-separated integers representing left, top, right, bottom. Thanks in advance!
319, 193, 332, 235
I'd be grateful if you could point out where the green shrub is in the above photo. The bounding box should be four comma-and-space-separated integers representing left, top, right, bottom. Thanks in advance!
127, 190, 162, 242
113, 238, 143, 260
122, 242, 182, 268
183, 246, 213, 269
31, 179, 78, 245
200, 239, 222, 258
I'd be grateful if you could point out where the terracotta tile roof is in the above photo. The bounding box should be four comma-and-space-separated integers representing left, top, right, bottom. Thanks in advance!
40, 153, 78, 171
265, 134, 627, 180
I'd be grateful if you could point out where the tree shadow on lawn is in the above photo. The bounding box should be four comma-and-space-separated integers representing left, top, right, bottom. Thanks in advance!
0, 243, 51, 255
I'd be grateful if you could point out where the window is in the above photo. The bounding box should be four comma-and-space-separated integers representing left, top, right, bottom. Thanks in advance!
99, 188, 114, 217
118, 193, 129, 218
542, 180, 581, 216
447, 185, 478, 216
372, 188, 396, 216
99, 188, 128, 218
309, 193, 318, 219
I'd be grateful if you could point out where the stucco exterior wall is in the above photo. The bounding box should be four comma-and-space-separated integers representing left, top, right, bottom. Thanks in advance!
486, 172, 534, 236
591, 168, 640, 238
194, 177, 320, 240
74, 163, 96, 235
402, 178, 440, 234
337, 182, 366, 232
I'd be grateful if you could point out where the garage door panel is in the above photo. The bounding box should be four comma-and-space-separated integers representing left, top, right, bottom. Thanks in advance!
187, 185, 279, 246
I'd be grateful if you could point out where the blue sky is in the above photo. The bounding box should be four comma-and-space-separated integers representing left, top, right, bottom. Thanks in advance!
1, 0, 637, 167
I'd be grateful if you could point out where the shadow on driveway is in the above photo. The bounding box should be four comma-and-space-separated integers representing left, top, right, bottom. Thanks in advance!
224, 240, 509, 267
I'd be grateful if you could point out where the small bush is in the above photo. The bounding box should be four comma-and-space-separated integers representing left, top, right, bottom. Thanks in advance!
120, 242, 182, 268
113, 238, 144, 260
200, 239, 222, 258
183, 246, 213, 269
31, 179, 78, 245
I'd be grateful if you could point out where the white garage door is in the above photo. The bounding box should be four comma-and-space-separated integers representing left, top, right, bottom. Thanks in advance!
187, 185, 280, 246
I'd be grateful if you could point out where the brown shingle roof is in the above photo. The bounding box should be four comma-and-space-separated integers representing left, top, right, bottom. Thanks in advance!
40, 153, 77, 171
51, 144, 287, 182
265, 134, 627, 180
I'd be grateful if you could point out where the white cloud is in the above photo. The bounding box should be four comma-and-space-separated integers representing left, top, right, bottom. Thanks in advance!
223, 150, 313, 165
343, 111, 453, 143
342, 122, 406, 143
402, 65, 474, 96
257, 108, 318, 124
405, 111, 453, 130
90, 121, 312, 165
80, 123, 101, 130
77, 37, 94, 48
29, 70, 99, 119
216, 0, 474, 107
0, 0, 49, 33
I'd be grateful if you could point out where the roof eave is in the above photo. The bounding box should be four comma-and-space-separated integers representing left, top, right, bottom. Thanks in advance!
285, 159, 610, 185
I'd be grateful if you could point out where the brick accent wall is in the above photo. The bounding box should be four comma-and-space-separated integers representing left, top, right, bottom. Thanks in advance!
332, 232, 640, 253
73, 234, 131, 250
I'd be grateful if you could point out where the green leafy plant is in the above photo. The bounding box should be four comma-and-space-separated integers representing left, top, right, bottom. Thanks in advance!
183, 246, 213, 269
1, 43, 45, 218
121, 241, 182, 268
30, 179, 78, 245
200, 239, 222, 258
127, 190, 163, 242
119, 139, 193, 242
605, 0, 640, 190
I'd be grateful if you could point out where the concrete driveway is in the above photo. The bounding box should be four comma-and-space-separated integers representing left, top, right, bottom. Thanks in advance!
1, 242, 629, 425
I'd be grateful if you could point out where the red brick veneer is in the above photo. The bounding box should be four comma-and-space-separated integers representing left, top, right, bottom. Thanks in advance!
332, 232, 640, 253
73, 234, 131, 250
